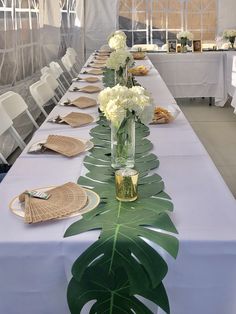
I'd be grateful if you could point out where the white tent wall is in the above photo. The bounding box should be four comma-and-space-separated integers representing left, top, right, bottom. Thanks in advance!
0, 0, 83, 162
217, 0, 236, 34
39, 0, 61, 65
83, 0, 118, 58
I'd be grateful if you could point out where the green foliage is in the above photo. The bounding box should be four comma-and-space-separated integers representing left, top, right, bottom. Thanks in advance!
102, 66, 141, 89
65, 120, 179, 314
102, 68, 116, 88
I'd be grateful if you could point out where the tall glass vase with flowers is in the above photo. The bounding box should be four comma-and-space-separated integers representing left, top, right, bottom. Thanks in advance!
103, 50, 134, 87
98, 85, 153, 169
176, 31, 193, 52
223, 29, 236, 49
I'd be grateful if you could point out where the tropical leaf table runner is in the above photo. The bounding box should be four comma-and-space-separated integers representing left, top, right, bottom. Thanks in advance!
64, 116, 179, 314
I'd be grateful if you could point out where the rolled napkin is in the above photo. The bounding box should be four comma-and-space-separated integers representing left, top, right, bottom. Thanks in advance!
19, 182, 88, 223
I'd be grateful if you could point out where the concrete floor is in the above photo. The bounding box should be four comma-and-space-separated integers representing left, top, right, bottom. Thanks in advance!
177, 98, 236, 198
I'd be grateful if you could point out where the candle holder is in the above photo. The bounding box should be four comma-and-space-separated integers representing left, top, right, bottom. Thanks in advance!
115, 168, 138, 202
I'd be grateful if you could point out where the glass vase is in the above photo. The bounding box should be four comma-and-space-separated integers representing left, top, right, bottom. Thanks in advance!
115, 66, 128, 86
229, 37, 235, 49
180, 38, 188, 53
111, 112, 135, 169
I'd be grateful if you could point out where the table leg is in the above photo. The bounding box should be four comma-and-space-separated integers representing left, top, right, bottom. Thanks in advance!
209, 97, 215, 106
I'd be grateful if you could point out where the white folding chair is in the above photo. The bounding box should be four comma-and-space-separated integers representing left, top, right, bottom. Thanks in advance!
0, 105, 26, 160
41, 66, 51, 75
67, 47, 78, 58
66, 48, 82, 72
40, 73, 64, 100
30, 81, 58, 117
0, 91, 39, 130
49, 61, 70, 90
61, 54, 77, 79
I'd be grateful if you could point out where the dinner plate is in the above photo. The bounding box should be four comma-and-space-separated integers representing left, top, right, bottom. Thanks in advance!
28, 137, 94, 154
9, 187, 100, 219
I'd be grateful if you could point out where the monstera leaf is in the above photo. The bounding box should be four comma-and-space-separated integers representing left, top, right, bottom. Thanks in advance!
65, 119, 179, 314
68, 267, 170, 314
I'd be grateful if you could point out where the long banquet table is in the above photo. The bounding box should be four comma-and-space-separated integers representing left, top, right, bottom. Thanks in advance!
148, 52, 228, 107
1, 55, 236, 314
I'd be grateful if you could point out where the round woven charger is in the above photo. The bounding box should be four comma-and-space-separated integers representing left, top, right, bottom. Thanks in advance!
23, 182, 87, 223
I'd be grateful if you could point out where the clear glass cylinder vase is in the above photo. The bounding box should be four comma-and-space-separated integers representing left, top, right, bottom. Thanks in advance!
180, 38, 188, 53
229, 37, 235, 49
111, 113, 135, 169
115, 66, 128, 86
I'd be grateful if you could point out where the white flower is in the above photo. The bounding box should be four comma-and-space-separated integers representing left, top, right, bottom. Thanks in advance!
106, 50, 134, 71
108, 31, 127, 50
98, 84, 153, 125
177, 31, 193, 41
223, 29, 236, 39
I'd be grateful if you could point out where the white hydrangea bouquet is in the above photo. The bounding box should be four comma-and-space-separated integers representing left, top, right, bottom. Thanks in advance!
223, 29, 236, 49
105, 50, 134, 87
108, 30, 127, 51
98, 84, 153, 126
104, 31, 138, 88
177, 31, 193, 51
106, 50, 134, 71
98, 84, 153, 168
177, 31, 194, 41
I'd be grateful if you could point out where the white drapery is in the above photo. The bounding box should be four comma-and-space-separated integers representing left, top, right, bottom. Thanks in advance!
0, 0, 84, 160
0, 0, 83, 87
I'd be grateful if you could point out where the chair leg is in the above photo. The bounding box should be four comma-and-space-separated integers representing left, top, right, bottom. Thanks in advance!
57, 85, 64, 97
72, 67, 79, 77
38, 104, 48, 117
54, 93, 60, 102
52, 97, 58, 106
68, 70, 74, 79
9, 127, 26, 151
26, 110, 39, 129
209, 97, 215, 106
57, 78, 67, 93
0, 153, 9, 165
61, 74, 71, 88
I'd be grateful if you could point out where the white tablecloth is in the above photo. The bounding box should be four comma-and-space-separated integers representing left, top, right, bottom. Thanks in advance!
0, 56, 236, 314
225, 51, 236, 112
148, 52, 228, 107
